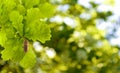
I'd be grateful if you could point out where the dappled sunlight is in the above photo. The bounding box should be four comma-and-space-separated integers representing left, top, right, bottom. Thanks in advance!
97, 4, 113, 12
45, 47, 56, 58
77, 0, 92, 8
50, 15, 63, 24
33, 0, 120, 73
57, 4, 70, 12
80, 12, 92, 20
33, 41, 43, 52
63, 17, 76, 28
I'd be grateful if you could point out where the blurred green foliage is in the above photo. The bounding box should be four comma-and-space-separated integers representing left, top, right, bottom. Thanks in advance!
0, 0, 120, 73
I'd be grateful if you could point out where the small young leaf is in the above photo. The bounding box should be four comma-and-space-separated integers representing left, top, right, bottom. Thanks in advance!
20, 46, 36, 68
9, 11, 23, 36
39, 3, 54, 18
26, 8, 40, 24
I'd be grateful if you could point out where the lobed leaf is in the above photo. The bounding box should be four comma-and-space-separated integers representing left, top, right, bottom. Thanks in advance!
20, 45, 36, 68
9, 11, 23, 36
1, 38, 25, 61
25, 20, 51, 43
26, 8, 40, 24
39, 3, 54, 18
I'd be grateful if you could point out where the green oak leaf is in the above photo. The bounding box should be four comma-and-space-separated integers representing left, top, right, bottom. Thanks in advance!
9, 11, 23, 36
39, 3, 54, 18
26, 8, 41, 24
20, 45, 36, 68
5, 24, 18, 39
1, 38, 25, 62
25, 8, 51, 43
25, 20, 51, 43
